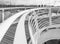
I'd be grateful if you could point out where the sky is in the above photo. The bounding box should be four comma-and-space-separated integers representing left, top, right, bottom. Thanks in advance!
0, 0, 60, 6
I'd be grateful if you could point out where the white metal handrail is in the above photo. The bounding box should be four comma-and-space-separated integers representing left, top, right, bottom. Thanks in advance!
1, 7, 58, 44
13, 7, 51, 44
0, 10, 30, 42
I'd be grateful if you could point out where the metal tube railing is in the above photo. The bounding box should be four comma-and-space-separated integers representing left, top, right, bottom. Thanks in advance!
0, 7, 58, 44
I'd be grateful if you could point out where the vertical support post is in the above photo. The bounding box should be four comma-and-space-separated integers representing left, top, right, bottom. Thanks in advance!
2, 9, 4, 22
49, 8, 52, 25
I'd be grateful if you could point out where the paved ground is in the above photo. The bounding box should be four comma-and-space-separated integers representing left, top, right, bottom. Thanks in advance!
0, 23, 18, 44
0, 21, 30, 44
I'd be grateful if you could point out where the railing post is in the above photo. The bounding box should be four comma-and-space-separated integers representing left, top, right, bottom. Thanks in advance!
49, 8, 52, 25
2, 9, 4, 22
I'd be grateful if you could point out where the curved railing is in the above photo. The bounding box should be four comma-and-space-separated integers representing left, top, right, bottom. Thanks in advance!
28, 7, 60, 44
0, 7, 49, 44
1, 7, 60, 44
